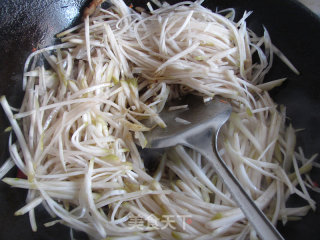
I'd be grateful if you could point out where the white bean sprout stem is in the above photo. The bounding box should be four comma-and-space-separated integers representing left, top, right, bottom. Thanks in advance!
0, 1, 317, 239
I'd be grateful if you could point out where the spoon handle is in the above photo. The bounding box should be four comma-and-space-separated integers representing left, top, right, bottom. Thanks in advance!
183, 128, 284, 240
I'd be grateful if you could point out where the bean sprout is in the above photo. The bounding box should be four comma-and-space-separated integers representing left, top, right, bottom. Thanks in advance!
0, 1, 317, 239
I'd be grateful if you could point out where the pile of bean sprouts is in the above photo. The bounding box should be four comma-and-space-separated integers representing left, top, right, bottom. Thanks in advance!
0, 0, 318, 239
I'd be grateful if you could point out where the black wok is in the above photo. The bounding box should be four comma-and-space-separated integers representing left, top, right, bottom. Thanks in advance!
0, 0, 319, 239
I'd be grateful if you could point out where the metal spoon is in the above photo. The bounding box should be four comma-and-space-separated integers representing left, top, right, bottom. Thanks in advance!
144, 95, 283, 240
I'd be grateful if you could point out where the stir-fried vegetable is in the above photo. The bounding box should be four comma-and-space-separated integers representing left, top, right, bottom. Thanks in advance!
0, 0, 317, 239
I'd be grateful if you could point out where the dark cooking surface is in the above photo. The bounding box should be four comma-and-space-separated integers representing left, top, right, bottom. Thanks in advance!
0, 0, 319, 239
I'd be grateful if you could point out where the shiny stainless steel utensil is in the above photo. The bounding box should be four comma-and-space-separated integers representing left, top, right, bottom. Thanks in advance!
144, 95, 284, 240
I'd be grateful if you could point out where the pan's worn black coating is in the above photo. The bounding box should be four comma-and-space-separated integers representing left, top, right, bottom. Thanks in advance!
0, 0, 319, 239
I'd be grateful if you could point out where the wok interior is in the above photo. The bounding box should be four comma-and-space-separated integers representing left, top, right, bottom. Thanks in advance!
0, 0, 319, 239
